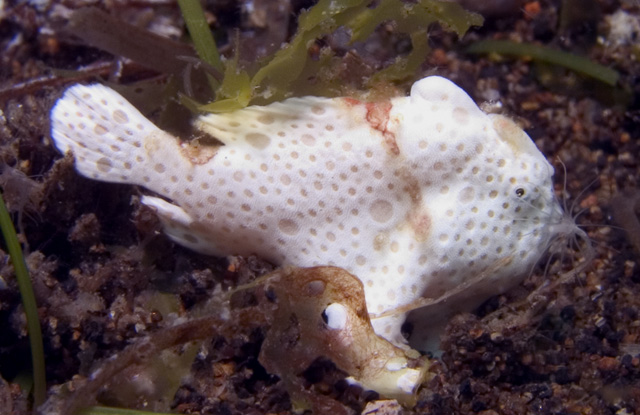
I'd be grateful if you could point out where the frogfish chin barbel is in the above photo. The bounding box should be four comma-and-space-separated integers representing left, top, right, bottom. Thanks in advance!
50, 76, 580, 351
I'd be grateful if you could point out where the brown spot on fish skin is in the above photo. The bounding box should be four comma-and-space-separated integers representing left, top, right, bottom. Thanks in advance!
341, 98, 398, 156
410, 210, 432, 242
342, 97, 361, 107
257, 114, 275, 124
373, 233, 387, 251
180, 139, 220, 165
398, 167, 422, 204
369, 199, 393, 223
94, 124, 108, 135
113, 109, 129, 124
246, 132, 271, 149
398, 166, 430, 241
366, 100, 398, 156
278, 219, 299, 235
96, 157, 113, 173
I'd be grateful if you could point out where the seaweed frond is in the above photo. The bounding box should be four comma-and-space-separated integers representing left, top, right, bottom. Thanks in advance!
0, 191, 46, 407
196, 0, 482, 112
177, 0, 223, 91
466, 40, 620, 86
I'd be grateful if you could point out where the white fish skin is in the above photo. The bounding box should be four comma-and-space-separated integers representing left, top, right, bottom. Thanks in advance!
50, 77, 570, 349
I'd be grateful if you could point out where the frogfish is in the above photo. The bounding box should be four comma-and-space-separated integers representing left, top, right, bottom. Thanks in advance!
50, 76, 582, 351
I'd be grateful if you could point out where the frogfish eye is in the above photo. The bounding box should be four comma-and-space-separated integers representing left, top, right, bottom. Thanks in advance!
515, 188, 526, 197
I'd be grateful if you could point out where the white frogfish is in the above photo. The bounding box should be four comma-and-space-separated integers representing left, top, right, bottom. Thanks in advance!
50, 76, 576, 350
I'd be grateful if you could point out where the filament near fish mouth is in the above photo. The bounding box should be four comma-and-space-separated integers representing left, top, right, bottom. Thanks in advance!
528, 181, 596, 281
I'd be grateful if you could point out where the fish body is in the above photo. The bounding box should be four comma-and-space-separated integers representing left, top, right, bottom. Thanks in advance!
51, 77, 566, 348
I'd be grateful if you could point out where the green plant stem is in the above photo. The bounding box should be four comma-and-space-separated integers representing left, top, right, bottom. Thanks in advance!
177, 0, 222, 90
467, 40, 619, 86
0, 192, 46, 407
